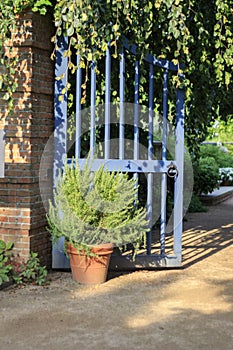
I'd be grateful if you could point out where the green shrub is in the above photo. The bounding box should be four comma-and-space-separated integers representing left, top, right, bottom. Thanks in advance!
225, 144, 233, 157
200, 144, 233, 167
188, 194, 208, 213
193, 156, 220, 195
0, 240, 47, 287
11, 252, 48, 286
47, 160, 149, 257
0, 240, 13, 285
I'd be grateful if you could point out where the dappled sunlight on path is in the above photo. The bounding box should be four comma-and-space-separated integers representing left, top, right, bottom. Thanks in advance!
1, 197, 233, 350
124, 275, 232, 329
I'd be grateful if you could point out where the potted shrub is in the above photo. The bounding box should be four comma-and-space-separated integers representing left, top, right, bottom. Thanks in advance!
47, 159, 149, 284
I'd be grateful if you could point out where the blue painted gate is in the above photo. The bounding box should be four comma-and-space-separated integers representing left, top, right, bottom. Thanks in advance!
53, 36, 185, 269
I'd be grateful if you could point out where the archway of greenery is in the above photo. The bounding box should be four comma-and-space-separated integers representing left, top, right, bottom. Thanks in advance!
0, 0, 232, 157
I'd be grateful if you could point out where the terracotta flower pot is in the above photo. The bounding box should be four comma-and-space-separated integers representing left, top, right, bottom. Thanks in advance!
66, 243, 114, 284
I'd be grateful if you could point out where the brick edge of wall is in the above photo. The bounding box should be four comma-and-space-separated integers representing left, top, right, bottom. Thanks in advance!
0, 11, 55, 267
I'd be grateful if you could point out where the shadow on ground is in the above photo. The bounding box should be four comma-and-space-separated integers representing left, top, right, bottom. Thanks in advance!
0, 197, 233, 350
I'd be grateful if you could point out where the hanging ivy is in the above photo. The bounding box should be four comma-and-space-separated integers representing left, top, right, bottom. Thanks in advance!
0, 0, 52, 111
0, 0, 232, 155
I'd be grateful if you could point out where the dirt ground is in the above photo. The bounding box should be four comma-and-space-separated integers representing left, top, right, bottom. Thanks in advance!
0, 197, 233, 350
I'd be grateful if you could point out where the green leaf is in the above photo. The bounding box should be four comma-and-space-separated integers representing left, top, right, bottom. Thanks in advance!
0, 240, 6, 251
67, 26, 74, 37
6, 242, 14, 250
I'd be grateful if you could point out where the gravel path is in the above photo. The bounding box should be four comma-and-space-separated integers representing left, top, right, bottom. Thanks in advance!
0, 196, 233, 350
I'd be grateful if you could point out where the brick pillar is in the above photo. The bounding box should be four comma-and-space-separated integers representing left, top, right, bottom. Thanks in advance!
0, 11, 54, 266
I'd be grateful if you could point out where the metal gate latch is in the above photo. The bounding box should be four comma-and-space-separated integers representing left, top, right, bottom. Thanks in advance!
167, 162, 178, 178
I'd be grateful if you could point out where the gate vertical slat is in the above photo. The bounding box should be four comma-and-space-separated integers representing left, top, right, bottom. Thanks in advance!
160, 69, 169, 255
134, 60, 140, 160
147, 64, 154, 254
133, 59, 140, 202
173, 82, 185, 261
119, 48, 125, 159
54, 35, 68, 183
90, 62, 96, 156
105, 44, 111, 159
75, 55, 82, 158
133, 60, 140, 202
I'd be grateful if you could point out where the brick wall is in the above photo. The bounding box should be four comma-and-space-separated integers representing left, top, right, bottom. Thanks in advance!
0, 11, 54, 266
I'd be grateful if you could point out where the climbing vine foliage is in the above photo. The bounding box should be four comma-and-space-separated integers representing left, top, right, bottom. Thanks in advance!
0, 0, 52, 110
0, 0, 232, 152
51, 1, 233, 83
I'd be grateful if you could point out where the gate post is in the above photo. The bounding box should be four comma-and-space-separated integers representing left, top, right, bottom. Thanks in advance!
52, 35, 70, 269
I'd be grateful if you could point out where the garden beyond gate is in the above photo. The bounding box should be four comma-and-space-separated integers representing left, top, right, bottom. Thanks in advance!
52, 36, 185, 270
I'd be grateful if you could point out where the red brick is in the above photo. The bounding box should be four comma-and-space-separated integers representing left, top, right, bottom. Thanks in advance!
1, 11, 54, 267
